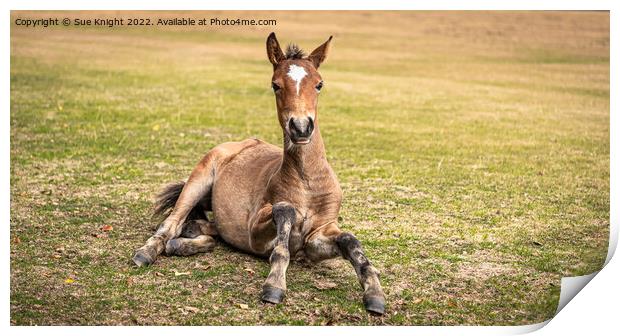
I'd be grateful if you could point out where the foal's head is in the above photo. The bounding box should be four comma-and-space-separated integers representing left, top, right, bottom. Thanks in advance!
266, 33, 332, 146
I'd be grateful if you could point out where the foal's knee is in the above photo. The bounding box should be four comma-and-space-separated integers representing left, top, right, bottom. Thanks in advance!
336, 233, 368, 264
272, 202, 296, 226
336, 232, 377, 282
271, 202, 295, 244
335, 232, 360, 250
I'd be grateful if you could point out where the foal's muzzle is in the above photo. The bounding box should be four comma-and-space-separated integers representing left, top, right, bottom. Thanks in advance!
288, 117, 314, 144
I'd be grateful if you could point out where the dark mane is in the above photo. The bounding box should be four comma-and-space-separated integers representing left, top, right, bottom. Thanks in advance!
285, 43, 306, 59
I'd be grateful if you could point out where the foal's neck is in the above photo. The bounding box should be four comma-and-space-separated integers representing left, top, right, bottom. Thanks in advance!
280, 125, 329, 183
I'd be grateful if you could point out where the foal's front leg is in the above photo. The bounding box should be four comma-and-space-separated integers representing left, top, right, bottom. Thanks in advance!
261, 202, 295, 304
336, 232, 386, 314
306, 225, 386, 315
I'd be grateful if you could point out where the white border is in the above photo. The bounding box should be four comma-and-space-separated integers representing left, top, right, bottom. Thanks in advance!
3, 1, 616, 335
1, 0, 616, 10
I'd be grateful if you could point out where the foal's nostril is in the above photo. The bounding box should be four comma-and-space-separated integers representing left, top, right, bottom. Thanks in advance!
288, 117, 314, 139
288, 118, 301, 134
306, 117, 314, 136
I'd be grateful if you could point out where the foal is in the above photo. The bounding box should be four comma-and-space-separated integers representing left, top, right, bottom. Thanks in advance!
133, 33, 386, 314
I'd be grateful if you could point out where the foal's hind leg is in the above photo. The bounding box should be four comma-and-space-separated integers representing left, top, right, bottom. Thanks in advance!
165, 235, 217, 256
180, 219, 218, 238
132, 153, 217, 267
165, 219, 218, 256
261, 202, 295, 304
305, 223, 386, 315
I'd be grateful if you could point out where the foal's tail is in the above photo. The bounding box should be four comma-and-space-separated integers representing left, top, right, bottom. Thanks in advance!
152, 181, 209, 222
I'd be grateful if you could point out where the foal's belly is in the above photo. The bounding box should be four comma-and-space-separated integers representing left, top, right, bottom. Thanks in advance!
210, 139, 281, 254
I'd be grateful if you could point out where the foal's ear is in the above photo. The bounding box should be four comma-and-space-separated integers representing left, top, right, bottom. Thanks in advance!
308, 36, 333, 69
266, 32, 285, 67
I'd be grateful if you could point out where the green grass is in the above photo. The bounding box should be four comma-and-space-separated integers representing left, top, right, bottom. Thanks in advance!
10, 11, 609, 325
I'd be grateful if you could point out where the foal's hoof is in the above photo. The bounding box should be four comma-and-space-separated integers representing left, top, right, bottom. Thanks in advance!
261, 286, 285, 304
363, 295, 386, 315
132, 248, 155, 267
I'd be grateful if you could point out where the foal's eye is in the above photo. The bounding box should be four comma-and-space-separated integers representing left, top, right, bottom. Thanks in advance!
315, 81, 324, 92
271, 82, 281, 92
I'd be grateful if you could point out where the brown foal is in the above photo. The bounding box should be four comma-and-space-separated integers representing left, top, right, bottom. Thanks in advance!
132, 33, 386, 314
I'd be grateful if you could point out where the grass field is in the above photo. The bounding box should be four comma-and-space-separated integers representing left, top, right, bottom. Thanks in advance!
10, 11, 609, 325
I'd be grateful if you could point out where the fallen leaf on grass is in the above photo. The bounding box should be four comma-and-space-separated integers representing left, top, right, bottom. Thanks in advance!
154, 162, 169, 169
13, 237, 21, 244
154, 272, 164, 277
321, 319, 334, 326
184, 306, 199, 313
238, 303, 249, 309
244, 267, 255, 275
193, 263, 211, 271
101, 225, 113, 232
64, 278, 75, 284
173, 270, 191, 276
313, 280, 337, 290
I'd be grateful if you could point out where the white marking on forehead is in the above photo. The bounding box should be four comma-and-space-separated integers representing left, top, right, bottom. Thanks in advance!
287, 64, 307, 96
